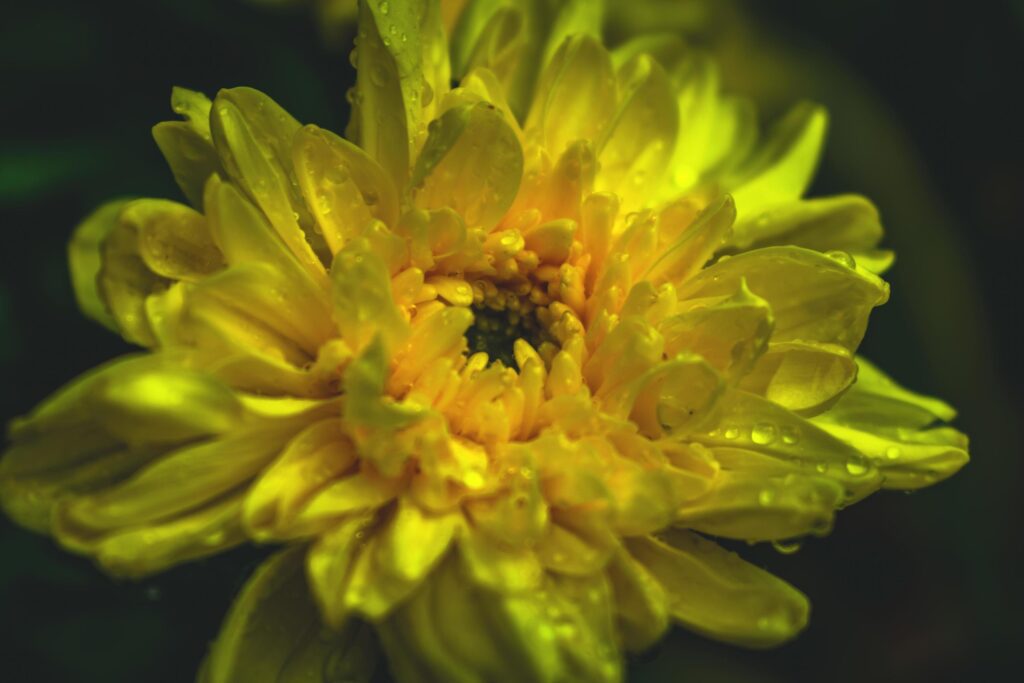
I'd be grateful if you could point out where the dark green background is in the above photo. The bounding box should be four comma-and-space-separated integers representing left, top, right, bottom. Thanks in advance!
1, 1, 1021, 680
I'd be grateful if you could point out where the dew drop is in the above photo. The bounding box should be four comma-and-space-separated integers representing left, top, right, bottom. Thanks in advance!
378, 1, 390, 14
758, 489, 776, 506
884, 445, 902, 460
370, 63, 389, 87
780, 425, 800, 445
723, 426, 740, 440
815, 462, 828, 474
845, 459, 869, 476
772, 540, 803, 555
825, 250, 856, 269
751, 422, 778, 445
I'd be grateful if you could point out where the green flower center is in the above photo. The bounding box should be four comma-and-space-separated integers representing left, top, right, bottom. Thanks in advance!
464, 305, 544, 370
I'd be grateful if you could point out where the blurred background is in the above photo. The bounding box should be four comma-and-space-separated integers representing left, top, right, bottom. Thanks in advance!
0, 1, 1020, 681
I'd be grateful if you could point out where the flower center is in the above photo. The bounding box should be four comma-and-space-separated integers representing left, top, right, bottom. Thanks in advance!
464, 304, 544, 370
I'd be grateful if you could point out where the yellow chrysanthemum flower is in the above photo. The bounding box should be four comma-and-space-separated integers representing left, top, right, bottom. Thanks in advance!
2, 0, 968, 680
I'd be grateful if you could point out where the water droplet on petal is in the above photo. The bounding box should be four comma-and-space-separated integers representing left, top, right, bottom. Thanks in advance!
751, 422, 778, 445
723, 426, 740, 440
758, 489, 776, 506
772, 540, 803, 555
845, 458, 869, 476
885, 445, 902, 460
825, 250, 856, 268
780, 425, 800, 445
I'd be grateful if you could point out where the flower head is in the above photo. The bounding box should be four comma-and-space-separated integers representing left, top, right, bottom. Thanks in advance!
1, 0, 968, 680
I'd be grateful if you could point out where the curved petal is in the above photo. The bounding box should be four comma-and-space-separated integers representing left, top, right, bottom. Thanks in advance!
201, 547, 378, 683
694, 389, 882, 502
658, 279, 773, 380
352, 0, 449, 188
412, 101, 523, 231
727, 102, 828, 218
643, 195, 736, 286
58, 493, 246, 578
739, 340, 858, 415
526, 34, 616, 159
209, 88, 327, 280
676, 469, 844, 542
68, 199, 131, 332
151, 87, 222, 209
596, 53, 678, 212
129, 199, 224, 281
606, 546, 669, 652
293, 124, 400, 254
627, 530, 809, 647
812, 357, 968, 489
378, 553, 621, 683
728, 194, 883, 253
331, 239, 410, 354
680, 246, 890, 351
243, 419, 358, 540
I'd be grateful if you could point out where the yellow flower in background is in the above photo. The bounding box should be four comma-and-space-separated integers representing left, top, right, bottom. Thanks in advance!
1, 0, 968, 680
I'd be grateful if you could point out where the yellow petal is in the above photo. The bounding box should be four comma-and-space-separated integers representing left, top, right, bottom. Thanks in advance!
812, 357, 967, 489
727, 102, 828, 218
659, 279, 773, 379
187, 261, 333, 358
377, 499, 462, 583
379, 554, 620, 683
627, 530, 809, 647
54, 494, 244, 578
819, 355, 956, 428
461, 7, 527, 102
182, 278, 314, 368
331, 239, 410, 354
243, 419, 357, 540
293, 124, 399, 254
60, 425, 297, 531
526, 34, 616, 158
151, 87, 222, 209
305, 513, 375, 626
201, 547, 378, 683
535, 521, 612, 576
458, 528, 543, 591
124, 199, 224, 281
68, 199, 131, 332
0, 441, 159, 534
297, 470, 401, 528
90, 366, 243, 445
694, 389, 882, 502
209, 88, 327, 280
739, 341, 858, 415
596, 53, 678, 211
644, 195, 735, 286
97, 215, 166, 347
524, 218, 575, 263
677, 469, 844, 541
629, 354, 724, 438
412, 101, 523, 230
465, 475, 548, 549
729, 194, 883, 253
606, 547, 669, 651
815, 422, 968, 490
204, 176, 328, 292
390, 306, 473, 392
680, 246, 889, 351
344, 336, 425, 432
352, 0, 449, 188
